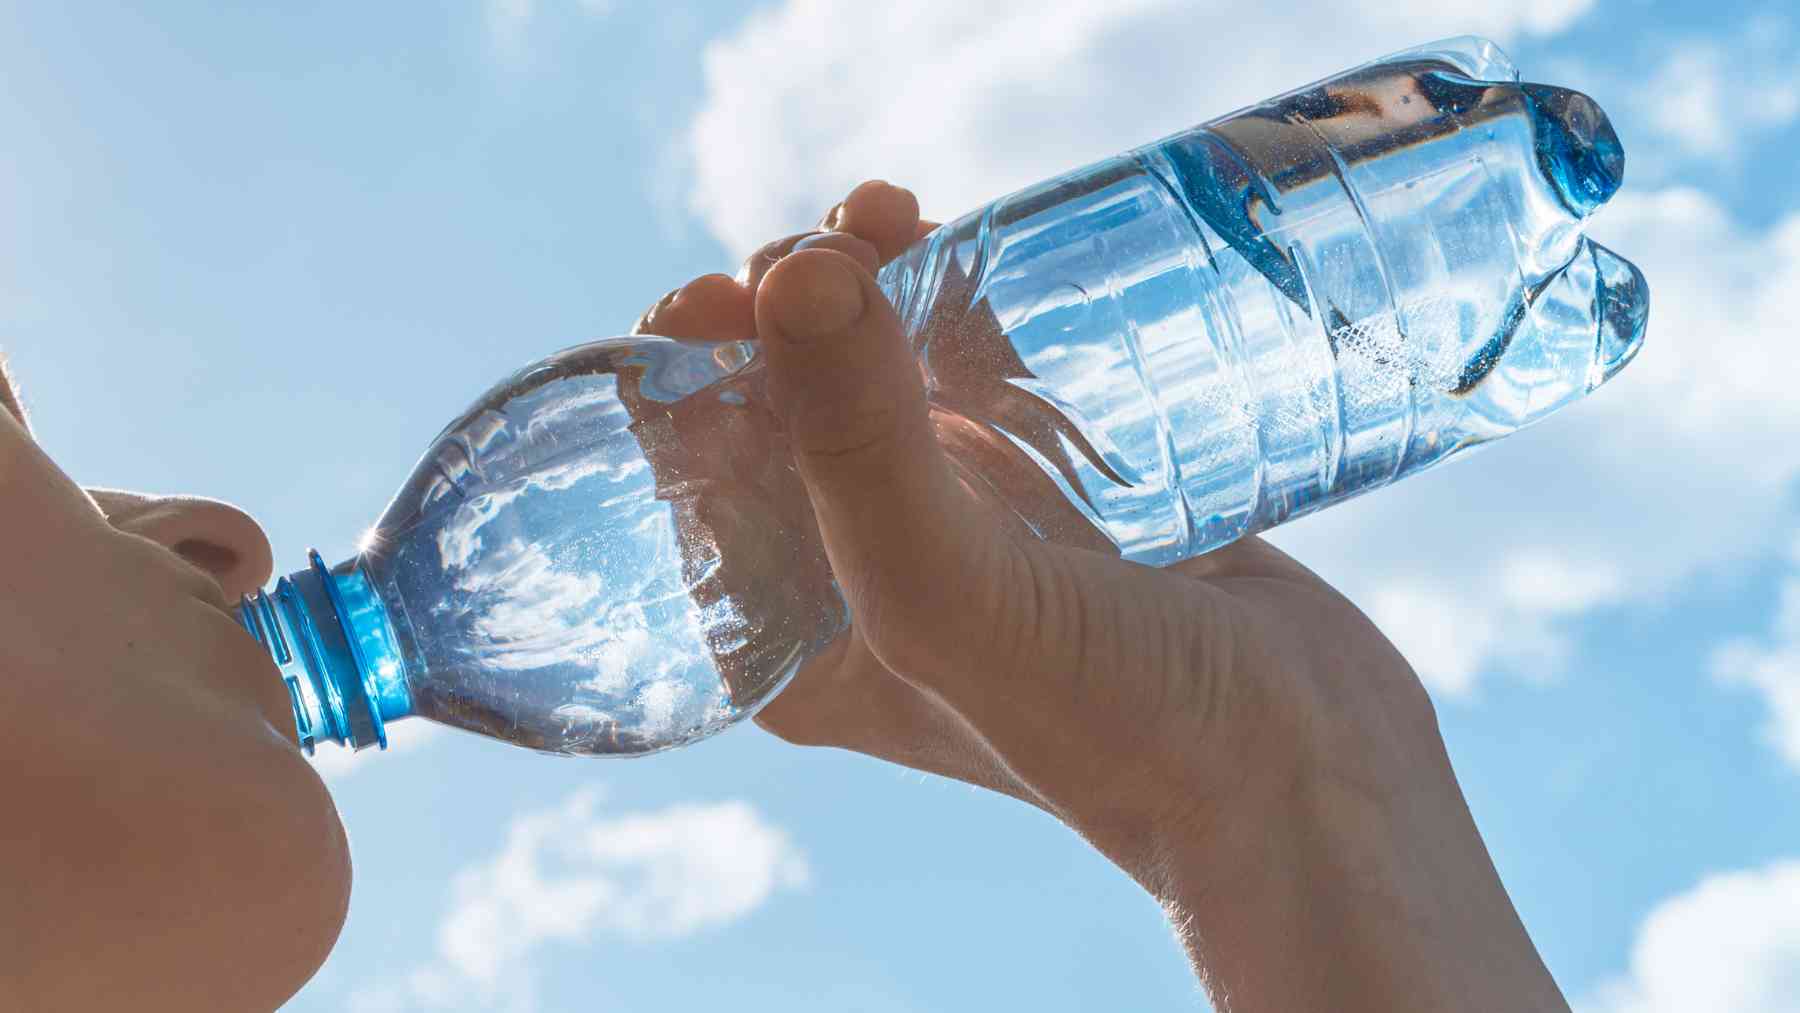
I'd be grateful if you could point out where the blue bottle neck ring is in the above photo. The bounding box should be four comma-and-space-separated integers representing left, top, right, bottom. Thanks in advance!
236, 550, 413, 754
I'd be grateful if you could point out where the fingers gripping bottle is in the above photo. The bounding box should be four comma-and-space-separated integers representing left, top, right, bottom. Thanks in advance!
238, 37, 1646, 760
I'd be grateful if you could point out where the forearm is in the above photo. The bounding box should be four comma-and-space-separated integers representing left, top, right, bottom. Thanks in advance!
1156, 773, 1568, 1013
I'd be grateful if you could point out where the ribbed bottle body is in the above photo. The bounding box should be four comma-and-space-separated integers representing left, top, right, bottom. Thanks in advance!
878, 36, 1644, 565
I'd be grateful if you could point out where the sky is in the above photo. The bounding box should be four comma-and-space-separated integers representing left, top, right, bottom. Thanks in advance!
4, 0, 1800, 1009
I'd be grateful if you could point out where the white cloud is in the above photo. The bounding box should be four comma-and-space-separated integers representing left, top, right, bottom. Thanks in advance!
1712, 541, 1800, 771
1359, 555, 1619, 694
1500, 554, 1625, 616
352, 789, 808, 1011
687, 0, 1594, 256
1635, 24, 1800, 160
485, 0, 617, 67
442, 790, 808, 978
685, 5, 1800, 697
1275, 186, 1800, 693
1580, 859, 1800, 1013
485, 0, 535, 67
1366, 583, 1568, 697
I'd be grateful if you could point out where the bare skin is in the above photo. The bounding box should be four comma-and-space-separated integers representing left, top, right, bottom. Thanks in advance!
637, 181, 1571, 1012
0, 177, 1568, 1010
0, 367, 350, 1011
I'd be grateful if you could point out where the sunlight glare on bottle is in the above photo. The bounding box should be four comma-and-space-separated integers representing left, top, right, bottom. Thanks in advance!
237, 36, 1646, 761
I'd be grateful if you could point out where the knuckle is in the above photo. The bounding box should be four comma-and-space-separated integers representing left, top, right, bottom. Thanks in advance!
791, 386, 910, 463
743, 231, 824, 288
750, 696, 833, 748
632, 286, 682, 334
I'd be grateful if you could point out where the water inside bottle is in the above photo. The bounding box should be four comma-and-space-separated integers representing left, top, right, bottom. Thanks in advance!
330, 41, 1648, 756
883, 48, 1647, 563
354, 340, 840, 755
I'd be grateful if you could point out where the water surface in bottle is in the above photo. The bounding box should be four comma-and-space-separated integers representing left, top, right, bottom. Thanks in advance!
335, 37, 1646, 757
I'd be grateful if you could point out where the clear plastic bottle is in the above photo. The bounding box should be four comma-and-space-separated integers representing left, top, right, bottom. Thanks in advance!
239, 36, 1647, 760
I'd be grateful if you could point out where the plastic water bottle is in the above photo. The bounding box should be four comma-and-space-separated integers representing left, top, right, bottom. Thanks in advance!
238, 36, 1647, 760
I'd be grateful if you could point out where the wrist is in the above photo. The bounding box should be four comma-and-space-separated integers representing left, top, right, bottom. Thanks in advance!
1149, 767, 1569, 1013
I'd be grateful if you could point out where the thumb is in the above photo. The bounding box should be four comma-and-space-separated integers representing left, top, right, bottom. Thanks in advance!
754, 249, 1028, 684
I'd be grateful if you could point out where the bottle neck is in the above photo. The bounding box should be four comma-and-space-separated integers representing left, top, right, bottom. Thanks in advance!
236, 550, 413, 754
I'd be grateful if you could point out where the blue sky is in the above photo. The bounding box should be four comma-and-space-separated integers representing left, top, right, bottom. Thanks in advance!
6, 1, 1800, 1009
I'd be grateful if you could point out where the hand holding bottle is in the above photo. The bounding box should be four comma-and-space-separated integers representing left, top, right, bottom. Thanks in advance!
239, 38, 1641, 765
637, 180, 1573, 1013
